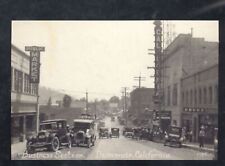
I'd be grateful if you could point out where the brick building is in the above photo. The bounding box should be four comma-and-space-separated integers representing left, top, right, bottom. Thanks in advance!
11, 44, 38, 143
129, 88, 154, 125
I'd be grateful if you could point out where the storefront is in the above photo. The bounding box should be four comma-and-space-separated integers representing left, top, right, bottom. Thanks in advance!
11, 113, 36, 144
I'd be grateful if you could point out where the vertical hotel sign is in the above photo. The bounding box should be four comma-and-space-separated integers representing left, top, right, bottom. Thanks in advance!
25, 46, 45, 83
153, 20, 162, 102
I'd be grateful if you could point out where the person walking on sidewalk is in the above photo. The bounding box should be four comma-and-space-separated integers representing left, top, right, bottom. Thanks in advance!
199, 126, 205, 148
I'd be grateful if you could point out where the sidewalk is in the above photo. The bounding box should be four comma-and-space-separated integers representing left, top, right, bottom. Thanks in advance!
11, 141, 26, 159
182, 142, 215, 154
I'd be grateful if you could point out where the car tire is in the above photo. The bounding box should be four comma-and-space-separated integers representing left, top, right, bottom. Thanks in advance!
26, 141, 35, 154
87, 139, 91, 148
50, 137, 60, 152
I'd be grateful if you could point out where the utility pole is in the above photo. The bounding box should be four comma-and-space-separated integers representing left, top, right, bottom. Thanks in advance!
133, 73, 146, 88
86, 91, 88, 114
121, 87, 129, 126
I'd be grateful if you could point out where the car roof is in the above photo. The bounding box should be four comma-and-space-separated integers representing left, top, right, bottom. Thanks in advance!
41, 119, 66, 124
73, 119, 94, 123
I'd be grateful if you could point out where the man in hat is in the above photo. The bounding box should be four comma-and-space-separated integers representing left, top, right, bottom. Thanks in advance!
199, 126, 205, 148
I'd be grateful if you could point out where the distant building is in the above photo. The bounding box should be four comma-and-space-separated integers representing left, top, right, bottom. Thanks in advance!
11, 44, 38, 143
162, 34, 218, 141
129, 88, 154, 116
70, 100, 86, 109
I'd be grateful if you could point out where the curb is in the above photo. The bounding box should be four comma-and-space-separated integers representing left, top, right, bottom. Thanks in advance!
182, 144, 214, 154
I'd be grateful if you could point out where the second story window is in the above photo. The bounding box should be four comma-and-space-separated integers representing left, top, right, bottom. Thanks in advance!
14, 69, 23, 93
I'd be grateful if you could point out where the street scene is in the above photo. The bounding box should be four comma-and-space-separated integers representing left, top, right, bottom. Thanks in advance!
11, 21, 218, 160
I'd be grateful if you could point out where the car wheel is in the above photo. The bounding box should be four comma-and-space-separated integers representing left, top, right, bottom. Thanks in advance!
26, 141, 35, 154
87, 139, 91, 148
50, 137, 60, 152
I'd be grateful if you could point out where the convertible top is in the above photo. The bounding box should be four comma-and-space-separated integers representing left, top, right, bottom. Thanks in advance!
41, 119, 66, 124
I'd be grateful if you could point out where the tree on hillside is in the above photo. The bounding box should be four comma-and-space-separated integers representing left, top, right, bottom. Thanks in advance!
63, 94, 72, 108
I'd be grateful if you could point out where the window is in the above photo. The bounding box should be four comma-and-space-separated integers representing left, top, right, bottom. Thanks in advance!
194, 89, 197, 105
209, 86, 212, 104
215, 85, 218, 104
182, 92, 185, 106
199, 88, 202, 104
167, 86, 171, 106
172, 84, 178, 106
24, 74, 29, 93
186, 91, 189, 105
203, 87, 207, 104
190, 89, 193, 106
14, 69, 23, 93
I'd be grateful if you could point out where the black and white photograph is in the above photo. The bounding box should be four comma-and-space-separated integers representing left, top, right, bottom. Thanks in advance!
11, 20, 218, 160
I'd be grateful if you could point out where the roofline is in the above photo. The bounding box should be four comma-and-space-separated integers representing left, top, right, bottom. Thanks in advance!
11, 44, 30, 60
181, 63, 218, 80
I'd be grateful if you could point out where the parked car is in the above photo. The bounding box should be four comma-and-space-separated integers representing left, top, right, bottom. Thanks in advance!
71, 119, 96, 148
124, 127, 134, 138
164, 126, 183, 148
26, 119, 72, 154
99, 127, 111, 139
111, 128, 120, 138
132, 128, 141, 140
140, 128, 151, 140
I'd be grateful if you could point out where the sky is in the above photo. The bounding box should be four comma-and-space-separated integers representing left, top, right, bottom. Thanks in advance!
12, 21, 218, 101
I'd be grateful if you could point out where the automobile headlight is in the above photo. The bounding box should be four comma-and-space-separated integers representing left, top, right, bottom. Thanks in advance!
180, 137, 184, 142
165, 135, 168, 139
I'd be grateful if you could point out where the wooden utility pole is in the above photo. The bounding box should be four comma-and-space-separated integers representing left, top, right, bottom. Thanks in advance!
133, 73, 146, 88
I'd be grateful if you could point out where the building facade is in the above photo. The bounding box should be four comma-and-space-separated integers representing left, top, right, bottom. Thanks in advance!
181, 64, 218, 143
162, 34, 218, 128
130, 88, 154, 113
11, 44, 38, 143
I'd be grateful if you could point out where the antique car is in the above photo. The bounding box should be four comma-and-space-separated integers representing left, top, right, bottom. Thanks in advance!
71, 119, 96, 148
132, 128, 141, 140
124, 127, 134, 138
164, 126, 183, 148
111, 128, 120, 138
140, 128, 152, 140
26, 119, 72, 154
99, 127, 111, 139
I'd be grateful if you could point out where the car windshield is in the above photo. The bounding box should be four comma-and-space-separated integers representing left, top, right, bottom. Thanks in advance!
169, 127, 181, 135
73, 122, 91, 132
40, 123, 57, 130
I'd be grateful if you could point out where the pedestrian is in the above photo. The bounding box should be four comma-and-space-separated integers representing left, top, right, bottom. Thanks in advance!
189, 130, 193, 142
199, 126, 205, 148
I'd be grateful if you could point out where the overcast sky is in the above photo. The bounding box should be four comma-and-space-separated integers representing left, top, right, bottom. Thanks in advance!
12, 21, 218, 101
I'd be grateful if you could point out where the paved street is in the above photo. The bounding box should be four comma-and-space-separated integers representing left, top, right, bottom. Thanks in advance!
14, 116, 213, 160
